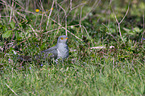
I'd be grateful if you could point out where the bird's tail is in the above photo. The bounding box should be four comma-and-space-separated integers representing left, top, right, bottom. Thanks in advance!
17, 55, 33, 61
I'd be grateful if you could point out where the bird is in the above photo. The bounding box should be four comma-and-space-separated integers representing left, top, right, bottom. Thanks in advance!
40, 35, 69, 60
18, 35, 69, 62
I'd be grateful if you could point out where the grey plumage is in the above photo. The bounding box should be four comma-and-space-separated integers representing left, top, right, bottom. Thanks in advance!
40, 46, 58, 59
41, 35, 69, 60
18, 35, 69, 62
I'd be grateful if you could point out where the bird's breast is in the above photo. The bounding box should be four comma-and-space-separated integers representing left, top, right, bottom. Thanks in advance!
57, 45, 69, 59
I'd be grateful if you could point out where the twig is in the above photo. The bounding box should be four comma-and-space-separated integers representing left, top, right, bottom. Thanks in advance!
36, 0, 44, 29
70, 0, 72, 10
81, 0, 101, 21
12, 40, 26, 48
29, 24, 38, 37
82, 25, 89, 37
46, 0, 54, 30
50, 18, 83, 41
9, 1, 13, 23
5, 83, 18, 95
68, 2, 86, 22
102, 23, 117, 41
80, 6, 83, 33
141, 12, 144, 43
57, 3, 68, 35
114, 4, 130, 44
90, 46, 115, 49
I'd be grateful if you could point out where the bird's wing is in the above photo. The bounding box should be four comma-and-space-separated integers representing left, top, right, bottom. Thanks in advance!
40, 46, 58, 59
41, 46, 57, 53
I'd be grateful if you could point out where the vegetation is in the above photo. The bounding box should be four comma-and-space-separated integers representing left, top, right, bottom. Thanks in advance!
0, 0, 145, 95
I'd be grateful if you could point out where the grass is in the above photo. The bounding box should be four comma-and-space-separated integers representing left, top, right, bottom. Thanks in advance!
0, 0, 145, 95
0, 58, 145, 95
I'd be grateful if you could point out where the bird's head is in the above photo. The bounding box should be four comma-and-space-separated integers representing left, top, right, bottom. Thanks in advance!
57, 35, 68, 44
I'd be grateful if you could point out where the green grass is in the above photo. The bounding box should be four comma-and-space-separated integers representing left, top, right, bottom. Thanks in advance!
0, 57, 145, 95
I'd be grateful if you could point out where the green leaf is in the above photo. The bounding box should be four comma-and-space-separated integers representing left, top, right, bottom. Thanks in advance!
40, 42, 46, 49
3, 25, 7, 31
133, 27, 141, 33
10, 21, 15, 29
123, 27, 130, 32
2, 30, 12, 38
0, 24, 2, 28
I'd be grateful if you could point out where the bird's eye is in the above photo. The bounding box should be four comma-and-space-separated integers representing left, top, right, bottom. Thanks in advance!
60, 37, 64, 40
